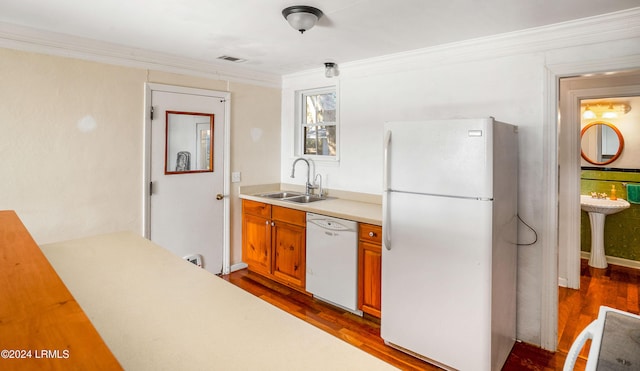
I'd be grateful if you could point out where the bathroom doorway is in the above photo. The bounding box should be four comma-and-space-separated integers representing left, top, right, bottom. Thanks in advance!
558, 71, 640, 290
555, 70, 640, 355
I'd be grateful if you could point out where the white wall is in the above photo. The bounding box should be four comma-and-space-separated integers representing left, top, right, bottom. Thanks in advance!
281, 10, 640, 346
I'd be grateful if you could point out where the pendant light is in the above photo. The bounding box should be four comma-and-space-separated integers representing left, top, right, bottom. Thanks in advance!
282, 6, 323, 34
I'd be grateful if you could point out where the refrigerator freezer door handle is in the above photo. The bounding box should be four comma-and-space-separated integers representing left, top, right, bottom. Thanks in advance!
383, 129, 392, 250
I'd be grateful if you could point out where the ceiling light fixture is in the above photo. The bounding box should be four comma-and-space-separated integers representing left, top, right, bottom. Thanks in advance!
282, 5, 323, 34
581, 102, 631, 119
324, 62, 339, 78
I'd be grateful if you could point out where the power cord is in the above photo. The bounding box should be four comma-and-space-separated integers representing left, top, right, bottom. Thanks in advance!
517, 214, 538, 246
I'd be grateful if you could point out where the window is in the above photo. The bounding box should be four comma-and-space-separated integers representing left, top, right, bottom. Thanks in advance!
297, 87, 337, 159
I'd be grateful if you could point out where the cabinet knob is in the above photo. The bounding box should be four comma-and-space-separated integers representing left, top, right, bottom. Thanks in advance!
271, 222, 275, 227
266, 221, 270, 225
369, 232, 376, 237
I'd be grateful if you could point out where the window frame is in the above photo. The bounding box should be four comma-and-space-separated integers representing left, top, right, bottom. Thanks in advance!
294, 86, 339, 162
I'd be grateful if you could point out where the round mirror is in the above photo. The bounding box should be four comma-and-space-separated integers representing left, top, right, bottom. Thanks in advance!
580, 121, 624, 165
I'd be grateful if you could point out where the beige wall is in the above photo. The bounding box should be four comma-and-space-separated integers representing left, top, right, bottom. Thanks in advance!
0, 48, 281, 265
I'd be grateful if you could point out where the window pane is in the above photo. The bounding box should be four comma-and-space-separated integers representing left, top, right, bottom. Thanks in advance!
304, 125, 336, 156
305, 92, 336, 124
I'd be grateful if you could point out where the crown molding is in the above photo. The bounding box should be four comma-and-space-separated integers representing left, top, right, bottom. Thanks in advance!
2, 7, 638, 88
0, 22, 282, 88
285, 7, 640, 81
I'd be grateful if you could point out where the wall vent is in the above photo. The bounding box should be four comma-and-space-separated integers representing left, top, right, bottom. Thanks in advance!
183, 254, 203, 268
217, 55, 247, 63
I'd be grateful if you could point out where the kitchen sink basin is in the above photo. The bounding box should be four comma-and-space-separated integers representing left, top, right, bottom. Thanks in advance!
284, 195, 327, 203
257, 191, 304, 199
255, 191, 330, 203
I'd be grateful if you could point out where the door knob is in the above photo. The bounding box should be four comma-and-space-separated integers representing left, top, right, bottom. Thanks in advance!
216, 194, 224, 200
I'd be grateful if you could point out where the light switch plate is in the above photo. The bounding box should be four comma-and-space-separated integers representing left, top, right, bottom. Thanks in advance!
231, 172, 241, 183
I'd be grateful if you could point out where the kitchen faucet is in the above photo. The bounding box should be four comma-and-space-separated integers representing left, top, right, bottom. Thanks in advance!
291, 157, 317, 196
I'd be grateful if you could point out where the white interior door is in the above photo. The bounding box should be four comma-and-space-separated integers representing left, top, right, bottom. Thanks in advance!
147, 85, 228, 275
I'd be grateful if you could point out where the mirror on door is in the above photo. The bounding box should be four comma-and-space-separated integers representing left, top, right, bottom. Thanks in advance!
165, 111, 214, 174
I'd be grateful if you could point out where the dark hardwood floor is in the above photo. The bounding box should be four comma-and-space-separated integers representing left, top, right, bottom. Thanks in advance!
557, 260, 640, 359
222, 259, 640, 370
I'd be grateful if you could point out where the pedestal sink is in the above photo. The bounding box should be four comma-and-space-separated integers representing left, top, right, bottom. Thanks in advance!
580, 195, 630, 268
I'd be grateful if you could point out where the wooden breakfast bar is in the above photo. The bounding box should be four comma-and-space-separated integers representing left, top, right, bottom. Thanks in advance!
2, 210, 395, 370
0, 210, 122, 370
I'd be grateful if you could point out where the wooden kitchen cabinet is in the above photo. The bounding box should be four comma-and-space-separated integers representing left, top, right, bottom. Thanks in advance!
272, 206, 306, 288
358, 223, 382, 318
242, 200, 272, 276
242, 199, 306, 291
242, 212, 272, 276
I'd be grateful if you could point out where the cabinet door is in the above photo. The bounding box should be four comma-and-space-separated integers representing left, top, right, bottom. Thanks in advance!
359, 240, 382, 318
242, 213, 271, 276
272, 221, 306, 289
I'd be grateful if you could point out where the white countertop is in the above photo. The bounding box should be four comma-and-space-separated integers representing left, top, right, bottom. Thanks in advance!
239, 184, 383, 226
41, 232, 395, 371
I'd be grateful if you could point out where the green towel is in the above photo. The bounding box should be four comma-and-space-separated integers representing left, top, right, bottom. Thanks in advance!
627, 184, 640, 204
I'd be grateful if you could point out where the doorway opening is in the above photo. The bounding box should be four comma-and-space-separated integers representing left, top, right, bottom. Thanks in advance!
558, 71, 640, 290
556, 70, 640, 353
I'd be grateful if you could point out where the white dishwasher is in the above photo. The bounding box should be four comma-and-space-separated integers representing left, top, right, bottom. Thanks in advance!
306, 213, 362, 315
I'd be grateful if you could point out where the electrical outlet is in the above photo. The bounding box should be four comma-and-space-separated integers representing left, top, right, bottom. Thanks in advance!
183, 254, 203, 268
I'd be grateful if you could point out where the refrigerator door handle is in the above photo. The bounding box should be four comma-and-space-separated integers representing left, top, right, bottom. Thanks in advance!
383, 193, 391, 251
383, 130, 392, 250
383, 130, 391, 191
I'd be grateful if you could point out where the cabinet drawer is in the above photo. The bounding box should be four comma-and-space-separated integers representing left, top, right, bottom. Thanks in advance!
272, 206, 306, 227
359, 223, 382, 245
243, 200, 271, 218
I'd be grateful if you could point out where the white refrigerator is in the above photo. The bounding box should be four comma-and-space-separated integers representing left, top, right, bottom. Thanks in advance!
381, 118, 518, 371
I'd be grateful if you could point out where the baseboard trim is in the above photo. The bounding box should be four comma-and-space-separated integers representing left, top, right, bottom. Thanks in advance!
230, 262, 248, 272
580, 252, 640, 270
558, 277, 568, 287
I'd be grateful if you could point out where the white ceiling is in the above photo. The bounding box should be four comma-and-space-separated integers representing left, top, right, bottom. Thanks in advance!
0, 0, 638, 77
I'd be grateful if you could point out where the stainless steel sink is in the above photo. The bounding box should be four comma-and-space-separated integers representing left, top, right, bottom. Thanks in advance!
257, 191, 304, 199
255, 191, 329, 203
283, 195, 327, 203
